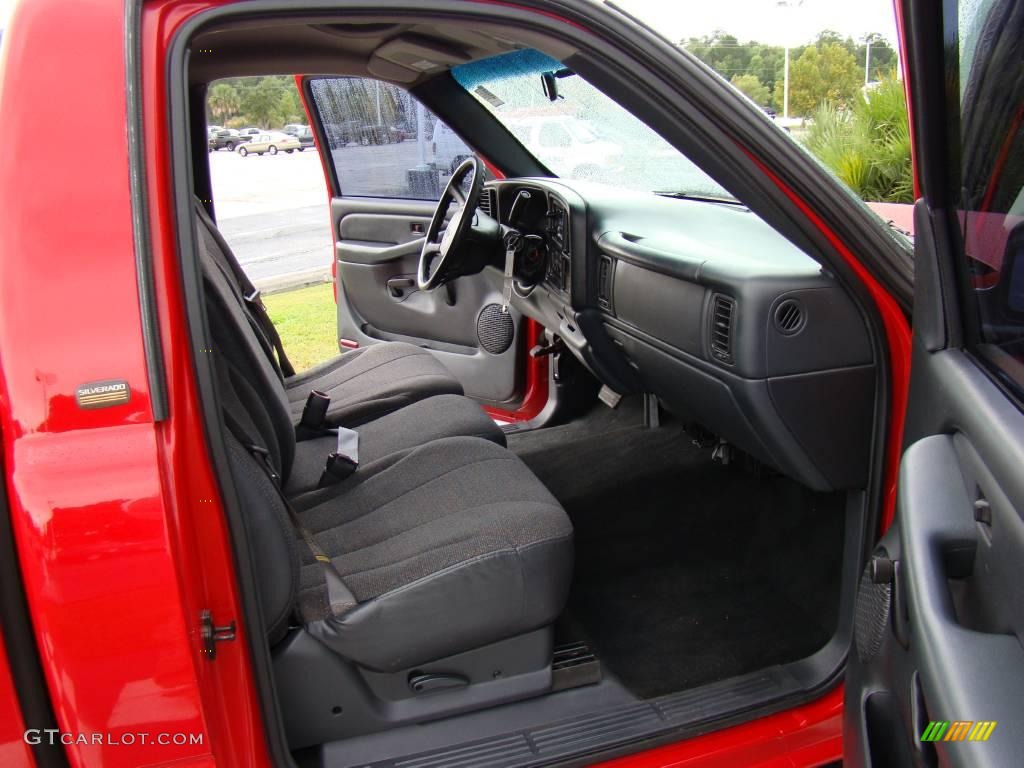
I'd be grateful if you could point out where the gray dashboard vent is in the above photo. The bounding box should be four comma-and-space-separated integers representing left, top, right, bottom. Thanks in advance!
774, 299, 805, 335
478, 187, 496, 218
597, 255, 614, 311
710, 294, 735, 363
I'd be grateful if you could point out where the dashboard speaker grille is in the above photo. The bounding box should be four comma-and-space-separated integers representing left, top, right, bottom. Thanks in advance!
477, 303, 514, 354
709, 294, 735, 363
478, 188, 496, 218
774, 299, 805, 335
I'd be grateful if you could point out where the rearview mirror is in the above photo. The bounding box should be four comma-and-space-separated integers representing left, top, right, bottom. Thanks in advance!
541, 71, 559, 102
540, 68, 575, 102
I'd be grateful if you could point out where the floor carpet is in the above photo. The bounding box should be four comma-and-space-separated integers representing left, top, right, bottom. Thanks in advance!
509, 399, 845, 699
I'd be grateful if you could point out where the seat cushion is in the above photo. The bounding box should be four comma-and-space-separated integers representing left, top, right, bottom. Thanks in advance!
295, 437, 574, 672
285, 342, 463, 427
285, 395, 507, 497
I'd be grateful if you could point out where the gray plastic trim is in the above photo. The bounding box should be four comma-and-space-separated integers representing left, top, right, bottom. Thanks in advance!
343, 666, 803, 768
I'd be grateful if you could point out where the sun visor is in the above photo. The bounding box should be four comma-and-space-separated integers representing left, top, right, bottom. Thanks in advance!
369, 34, 472, 83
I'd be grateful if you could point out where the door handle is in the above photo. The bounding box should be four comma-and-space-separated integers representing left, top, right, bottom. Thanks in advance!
387, 277, 416, 300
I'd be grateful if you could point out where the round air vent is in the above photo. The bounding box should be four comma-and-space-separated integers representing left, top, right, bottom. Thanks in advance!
774, 299, 806, 335
476, 304, 515, 354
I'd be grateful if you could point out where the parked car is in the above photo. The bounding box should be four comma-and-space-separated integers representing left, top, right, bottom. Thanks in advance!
2, 2, 1023, 768
351, 122, 406, 145
323, 118, 364, 146
282, 123, 308, 136
295, 125, 316, 151
208, 127, 251, 151
237, 131, 300, 156
503, 114, 624, 181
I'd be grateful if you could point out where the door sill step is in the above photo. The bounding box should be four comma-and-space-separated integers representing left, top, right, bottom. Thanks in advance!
352, 666, 802, 768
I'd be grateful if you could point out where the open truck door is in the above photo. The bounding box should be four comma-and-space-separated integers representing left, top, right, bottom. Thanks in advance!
843, 0, 1024, 765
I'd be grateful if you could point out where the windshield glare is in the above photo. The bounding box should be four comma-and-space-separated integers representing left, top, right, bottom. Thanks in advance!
452, 50, 733, 199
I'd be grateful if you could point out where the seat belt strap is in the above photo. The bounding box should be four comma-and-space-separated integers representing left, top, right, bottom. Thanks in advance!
195, 199, 297, 377
243, 289, 297, 378
222, 412, 357, 615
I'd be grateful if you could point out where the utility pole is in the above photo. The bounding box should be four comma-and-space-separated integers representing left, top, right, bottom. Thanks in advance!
776, 0, 804, 120
783, 46, 790, 119
864, 37, 872, 86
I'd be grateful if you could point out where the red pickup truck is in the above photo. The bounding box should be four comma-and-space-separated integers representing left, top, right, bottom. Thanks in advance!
1, 1, 1022, 767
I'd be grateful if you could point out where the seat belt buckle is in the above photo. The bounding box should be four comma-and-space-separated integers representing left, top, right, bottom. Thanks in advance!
317, 427, 360, 488
319, 452, 358, 487
297, 390, 331, 440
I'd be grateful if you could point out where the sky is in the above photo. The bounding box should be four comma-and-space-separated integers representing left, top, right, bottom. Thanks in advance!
605, 0, 899, 47
0, 0, 900, 48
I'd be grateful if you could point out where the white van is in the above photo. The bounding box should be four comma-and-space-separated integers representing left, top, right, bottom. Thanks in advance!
430, 120, 473, 173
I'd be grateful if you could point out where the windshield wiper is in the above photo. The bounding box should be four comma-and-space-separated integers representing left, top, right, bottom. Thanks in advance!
653, 191, 747, 208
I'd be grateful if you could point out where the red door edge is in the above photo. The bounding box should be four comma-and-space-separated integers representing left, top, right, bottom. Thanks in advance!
0, 630, 34, 768
144, 2, 276, 766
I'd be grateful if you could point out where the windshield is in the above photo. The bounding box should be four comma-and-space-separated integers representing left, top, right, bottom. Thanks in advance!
451, 50, 734, 199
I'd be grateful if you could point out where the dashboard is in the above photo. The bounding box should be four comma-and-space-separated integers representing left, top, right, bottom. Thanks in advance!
485, 178, 877, 493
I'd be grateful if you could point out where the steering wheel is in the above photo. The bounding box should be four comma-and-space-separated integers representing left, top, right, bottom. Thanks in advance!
417, 156, 484, 291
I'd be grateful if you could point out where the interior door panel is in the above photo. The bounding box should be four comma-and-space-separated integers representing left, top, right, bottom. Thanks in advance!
331, 198, 523, 405
844, 0, 1024, 763
845, 345, 1024, 767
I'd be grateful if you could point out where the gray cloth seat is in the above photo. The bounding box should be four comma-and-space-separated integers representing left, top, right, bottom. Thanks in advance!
292, 436, 573, 671
195, 200, 463, 428
285, 394, 506, 497
197, 207, 505, 496
199, 208, 573, 670
283, 342, 463, 428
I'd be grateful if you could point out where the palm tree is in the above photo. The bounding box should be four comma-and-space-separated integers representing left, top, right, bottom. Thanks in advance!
208, 82, 241, 125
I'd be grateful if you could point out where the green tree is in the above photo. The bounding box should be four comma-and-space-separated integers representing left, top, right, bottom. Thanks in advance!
814, 29, 856, 55
207, 82, 241, 124
777, 42, 861, 116
681, 35, 788, 109
730, 74, 770, 107
803, 75, 912, 202
240, 77, 287, 128
856, 33, 897, 83
275, 87, 304, 126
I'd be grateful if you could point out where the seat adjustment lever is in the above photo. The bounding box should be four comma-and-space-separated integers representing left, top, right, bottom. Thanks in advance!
408, 671, 469, 694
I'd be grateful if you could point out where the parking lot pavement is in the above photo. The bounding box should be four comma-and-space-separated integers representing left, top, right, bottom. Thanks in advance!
209, 146, 327, 220
209, 141, 442, 290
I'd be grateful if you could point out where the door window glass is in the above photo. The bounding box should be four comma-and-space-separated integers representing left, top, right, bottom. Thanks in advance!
955, 0, 1024, 382
308, 77, 476, 200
